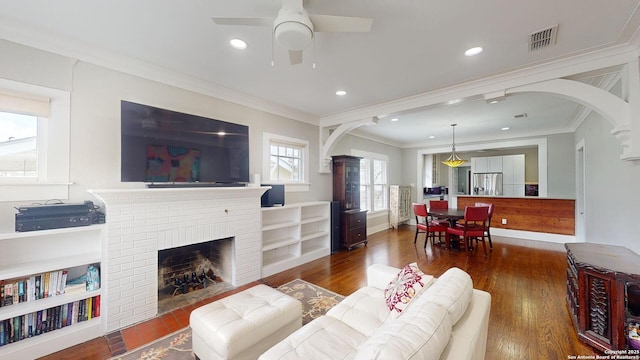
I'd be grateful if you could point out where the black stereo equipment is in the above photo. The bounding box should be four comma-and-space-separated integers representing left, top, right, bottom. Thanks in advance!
261, 184, 285, 207
15, 200, 105, 232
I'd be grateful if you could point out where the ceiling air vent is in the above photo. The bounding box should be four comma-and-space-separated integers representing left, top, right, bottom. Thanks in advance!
529, 25, 558, 51
514, 113, 528, 119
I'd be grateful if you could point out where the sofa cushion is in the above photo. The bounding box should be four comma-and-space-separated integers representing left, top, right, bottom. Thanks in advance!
327, 286, 399, 337
383, 262, 431, 313
419, 267, 473, 324
259, 315, 366, 360
353, 301, 452, 360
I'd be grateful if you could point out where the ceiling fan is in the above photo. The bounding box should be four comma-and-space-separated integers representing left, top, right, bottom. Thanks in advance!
212, 0, 373, 65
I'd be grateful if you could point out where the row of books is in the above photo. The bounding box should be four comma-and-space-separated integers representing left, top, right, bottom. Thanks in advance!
0, 270, 87, 307
0, 295, 100, 346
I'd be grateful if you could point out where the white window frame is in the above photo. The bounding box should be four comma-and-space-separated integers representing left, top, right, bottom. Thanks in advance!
352, 150, 389, 214
262, 132, 310, 192
0, 78, 71, 202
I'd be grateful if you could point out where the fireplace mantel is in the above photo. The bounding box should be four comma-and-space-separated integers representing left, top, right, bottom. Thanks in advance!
89, 186, 270, 204
89, 185, 269, 333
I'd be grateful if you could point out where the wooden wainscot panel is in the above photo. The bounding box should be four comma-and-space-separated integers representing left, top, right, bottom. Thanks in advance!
457, 197, 575, 235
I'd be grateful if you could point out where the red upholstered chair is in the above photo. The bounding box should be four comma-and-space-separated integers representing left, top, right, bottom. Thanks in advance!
474, 202, 494, 249
429, 200, 448, 209
446, 206, 490, 256
412, 203, 448, 247
428, 200, 450, 226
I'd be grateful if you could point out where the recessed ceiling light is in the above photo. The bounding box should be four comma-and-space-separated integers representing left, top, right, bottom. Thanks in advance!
429, 135, 436, 139
229, 39, 247, 50
464, 47, 483, 56
390, 118, 399, 122
336, 90, 347, 96
501, 127, 510, 131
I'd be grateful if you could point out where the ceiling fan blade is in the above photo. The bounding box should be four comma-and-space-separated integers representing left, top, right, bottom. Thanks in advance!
211, 17, 273, 27
289, 50, 303, 65
309, 14, 373, 32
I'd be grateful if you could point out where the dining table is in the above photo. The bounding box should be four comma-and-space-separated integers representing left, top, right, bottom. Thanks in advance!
427, 208, 465, 227
427, 208, 466, 249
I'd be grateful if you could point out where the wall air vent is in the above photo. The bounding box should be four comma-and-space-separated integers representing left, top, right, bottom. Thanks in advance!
529, 25, 558, 51
514, 113, 528, 119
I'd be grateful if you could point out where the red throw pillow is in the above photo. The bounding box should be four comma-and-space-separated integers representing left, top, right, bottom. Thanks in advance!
384, 262, 428, 313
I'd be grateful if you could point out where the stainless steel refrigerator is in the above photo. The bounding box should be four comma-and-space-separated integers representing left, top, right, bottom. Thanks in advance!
473, 173, 503, 196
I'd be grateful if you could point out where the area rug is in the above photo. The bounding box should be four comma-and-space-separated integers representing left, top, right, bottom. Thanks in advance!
109, 279, 344, 360
275, 279, 345, 325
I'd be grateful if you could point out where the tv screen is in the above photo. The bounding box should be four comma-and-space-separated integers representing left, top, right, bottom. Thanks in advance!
120, 101, 249, 184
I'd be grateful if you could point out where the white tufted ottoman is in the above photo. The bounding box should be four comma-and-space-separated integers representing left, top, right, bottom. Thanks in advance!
189, 284, 302, 360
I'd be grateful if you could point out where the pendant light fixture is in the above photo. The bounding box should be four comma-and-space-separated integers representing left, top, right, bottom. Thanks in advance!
442, 124, 467, 168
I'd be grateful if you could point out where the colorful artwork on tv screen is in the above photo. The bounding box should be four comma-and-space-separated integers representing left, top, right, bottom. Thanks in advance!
146, 145, 201, 182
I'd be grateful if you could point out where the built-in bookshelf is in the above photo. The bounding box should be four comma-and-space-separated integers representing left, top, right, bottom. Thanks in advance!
0, 225, 105, 359
261, 202, 330, 277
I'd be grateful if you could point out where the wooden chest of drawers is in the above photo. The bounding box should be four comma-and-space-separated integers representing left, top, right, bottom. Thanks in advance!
342, 209, 367, 250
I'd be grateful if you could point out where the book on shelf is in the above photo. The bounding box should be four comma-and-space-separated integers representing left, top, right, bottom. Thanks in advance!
13, 301, 101, 338
63, 283, 87, 294
0, 269, 94, 308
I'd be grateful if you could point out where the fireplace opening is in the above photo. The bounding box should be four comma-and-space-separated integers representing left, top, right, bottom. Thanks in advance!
157, 237, 235, 313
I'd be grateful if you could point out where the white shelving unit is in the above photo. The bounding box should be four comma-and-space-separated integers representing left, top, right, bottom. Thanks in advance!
261, 202, 330, 277
0, 225, 105, 359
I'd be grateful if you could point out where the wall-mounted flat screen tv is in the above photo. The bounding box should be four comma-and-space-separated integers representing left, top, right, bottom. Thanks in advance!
121, 101, 249, 185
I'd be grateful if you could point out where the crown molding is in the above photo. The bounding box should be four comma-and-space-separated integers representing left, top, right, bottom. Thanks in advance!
0, 16, 319, 126
319, 45, 640, 128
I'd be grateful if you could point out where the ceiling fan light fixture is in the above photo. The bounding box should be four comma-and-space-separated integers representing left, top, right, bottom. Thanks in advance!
274, 21, 313, 50
442, 124, 467, 168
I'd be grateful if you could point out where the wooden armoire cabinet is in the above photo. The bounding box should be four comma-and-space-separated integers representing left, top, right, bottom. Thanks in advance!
565, 243, 640, 352
332, 155, 367, 250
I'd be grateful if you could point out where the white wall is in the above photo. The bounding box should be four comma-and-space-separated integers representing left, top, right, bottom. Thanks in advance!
575, 111, 640, 253
546, 133, 576, 198
0, 40, 331, 232
332, 134, 404, 186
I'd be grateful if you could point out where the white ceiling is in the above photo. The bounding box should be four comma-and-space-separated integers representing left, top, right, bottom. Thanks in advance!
1, 0, 640, 148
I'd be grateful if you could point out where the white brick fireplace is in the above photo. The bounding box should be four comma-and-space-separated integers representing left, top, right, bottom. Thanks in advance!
89, 186, 268, 333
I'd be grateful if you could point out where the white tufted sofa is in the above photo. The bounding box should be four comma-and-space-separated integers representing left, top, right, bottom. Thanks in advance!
259, 264, 491, 360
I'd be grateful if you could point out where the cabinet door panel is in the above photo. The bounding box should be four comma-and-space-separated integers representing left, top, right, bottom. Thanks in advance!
488, 156, 503, 172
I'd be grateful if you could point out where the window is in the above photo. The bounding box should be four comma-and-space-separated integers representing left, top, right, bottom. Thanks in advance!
0, 79, 70, 202
270, 142, 303, 181
357, 152, 388, 213
0, 112, 38, 178
262, 132, 309, 192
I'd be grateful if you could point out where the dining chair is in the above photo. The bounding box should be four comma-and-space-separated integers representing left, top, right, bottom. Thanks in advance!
428, 200, 450, 226
474, 202, 494, 249
412, 203, 448, 247
445, 206, 490, 256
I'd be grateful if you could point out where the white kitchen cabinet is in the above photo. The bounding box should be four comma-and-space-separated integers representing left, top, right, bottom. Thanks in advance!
513, 155, 525, 184
502, 155, 515, 184
488, 156, 503, 172
502, 154, 525, 196
471, 157, 488, 173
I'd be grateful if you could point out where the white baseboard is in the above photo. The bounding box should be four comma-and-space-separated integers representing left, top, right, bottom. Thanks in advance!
491, 228, 575, 244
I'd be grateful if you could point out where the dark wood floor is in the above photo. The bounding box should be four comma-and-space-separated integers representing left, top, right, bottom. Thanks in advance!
39, 225, 599, 359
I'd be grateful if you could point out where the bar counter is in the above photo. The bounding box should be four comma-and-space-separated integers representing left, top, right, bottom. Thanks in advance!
456, 196, 575, 235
